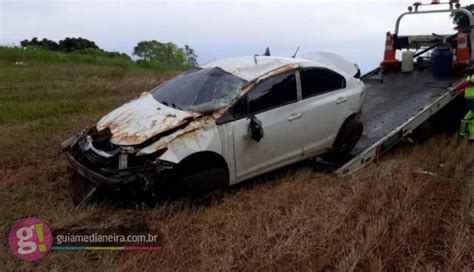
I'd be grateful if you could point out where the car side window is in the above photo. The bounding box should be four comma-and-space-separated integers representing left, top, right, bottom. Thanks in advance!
247, 72, 297, 114
300, 68, 346, 98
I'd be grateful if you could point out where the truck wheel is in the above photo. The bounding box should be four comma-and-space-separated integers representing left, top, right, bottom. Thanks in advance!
330, 118, 363, 164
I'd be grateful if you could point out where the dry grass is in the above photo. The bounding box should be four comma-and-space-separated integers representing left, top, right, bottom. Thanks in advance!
0, 61, 472, 271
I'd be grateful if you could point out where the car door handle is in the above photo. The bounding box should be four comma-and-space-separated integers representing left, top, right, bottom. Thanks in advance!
336, 97, 347, 104
288, 113, 302, 122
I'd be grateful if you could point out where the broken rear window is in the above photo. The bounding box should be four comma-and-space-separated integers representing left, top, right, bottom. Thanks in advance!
151, 67, 248, 112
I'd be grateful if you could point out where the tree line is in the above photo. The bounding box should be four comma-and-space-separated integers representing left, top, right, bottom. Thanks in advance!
20, 37, 197, 67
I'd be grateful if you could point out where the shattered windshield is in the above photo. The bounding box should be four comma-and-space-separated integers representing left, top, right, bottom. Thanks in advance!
151, 67, 248, 112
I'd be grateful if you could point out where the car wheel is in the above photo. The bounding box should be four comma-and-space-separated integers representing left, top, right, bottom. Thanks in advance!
161, 155, 228, 198
330, 117, 363, 164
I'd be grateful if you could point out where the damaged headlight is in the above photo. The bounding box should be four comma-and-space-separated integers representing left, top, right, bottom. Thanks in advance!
79, 136, 120, 158
116, 147, 168, 170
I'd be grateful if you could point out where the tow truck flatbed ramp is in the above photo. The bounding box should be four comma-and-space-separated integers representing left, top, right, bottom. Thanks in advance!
335, 69, 462, 175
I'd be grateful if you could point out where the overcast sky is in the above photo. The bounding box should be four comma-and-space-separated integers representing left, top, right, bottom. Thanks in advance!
1, 0, 473, 72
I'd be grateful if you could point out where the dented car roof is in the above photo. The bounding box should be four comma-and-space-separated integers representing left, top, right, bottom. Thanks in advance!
201, 52, 357, 81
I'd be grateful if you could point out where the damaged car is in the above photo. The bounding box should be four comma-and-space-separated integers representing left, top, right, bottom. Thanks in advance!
62, 52, 365, 204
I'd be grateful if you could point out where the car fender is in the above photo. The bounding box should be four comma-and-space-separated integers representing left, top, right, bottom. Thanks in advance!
346, 78, 365, 114
137, 119, 225, 165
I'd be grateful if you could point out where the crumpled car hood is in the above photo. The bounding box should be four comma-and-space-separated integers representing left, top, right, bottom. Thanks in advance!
96, 93, 200, 146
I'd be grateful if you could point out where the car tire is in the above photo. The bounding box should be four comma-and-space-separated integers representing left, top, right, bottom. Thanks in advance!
161, 156, 228, 198
330, 117, 363, 164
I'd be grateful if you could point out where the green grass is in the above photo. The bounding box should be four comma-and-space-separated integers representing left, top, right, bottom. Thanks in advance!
0, 46, 191, 71
0, 66, 127, 124
0, 46, 181, 166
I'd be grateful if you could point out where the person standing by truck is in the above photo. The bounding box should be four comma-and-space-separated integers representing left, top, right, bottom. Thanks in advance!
449, 69, 474, 140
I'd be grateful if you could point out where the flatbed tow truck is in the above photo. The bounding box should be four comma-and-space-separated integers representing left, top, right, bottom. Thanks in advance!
333, 1, 472, 175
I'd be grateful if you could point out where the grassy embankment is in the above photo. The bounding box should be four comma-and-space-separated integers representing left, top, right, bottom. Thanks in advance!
0, 46, 472, 271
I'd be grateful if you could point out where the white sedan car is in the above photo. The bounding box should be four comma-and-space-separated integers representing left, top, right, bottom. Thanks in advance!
63, 52, 364, 203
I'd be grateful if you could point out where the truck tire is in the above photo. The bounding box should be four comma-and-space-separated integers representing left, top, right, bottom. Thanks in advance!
330, 117, 363, 164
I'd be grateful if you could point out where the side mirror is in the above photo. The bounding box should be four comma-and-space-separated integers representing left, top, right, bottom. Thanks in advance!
248, 115, 264, 142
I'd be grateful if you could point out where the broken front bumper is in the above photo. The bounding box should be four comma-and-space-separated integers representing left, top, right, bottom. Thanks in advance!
62, 129, 175, 203
66, 151, 175, 196
66, 154, 123, 192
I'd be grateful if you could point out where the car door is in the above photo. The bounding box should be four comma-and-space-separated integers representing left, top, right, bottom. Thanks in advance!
230, 71, 305, 181
297, 68, 351, 156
